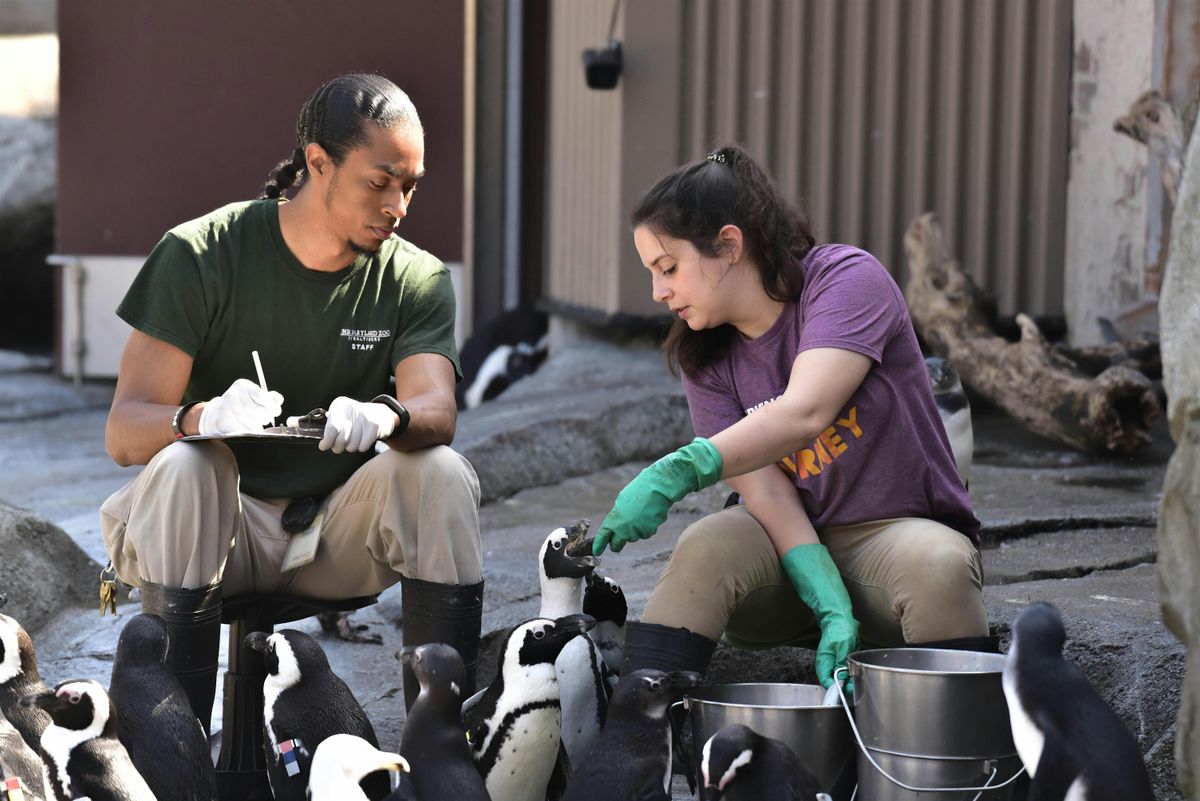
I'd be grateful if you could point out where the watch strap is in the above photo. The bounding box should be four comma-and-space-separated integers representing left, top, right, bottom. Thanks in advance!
172, 401, 202, 439
371, 394, 410, 438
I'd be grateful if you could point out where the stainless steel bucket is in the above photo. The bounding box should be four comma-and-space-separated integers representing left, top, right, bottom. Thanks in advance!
844, 648, 1025, 800
682, 683, 856, 800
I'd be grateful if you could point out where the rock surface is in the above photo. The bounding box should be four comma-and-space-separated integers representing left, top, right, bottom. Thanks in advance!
0, 500, 101, 633
1157, 66, 1200, 799
0, 115, 54, 224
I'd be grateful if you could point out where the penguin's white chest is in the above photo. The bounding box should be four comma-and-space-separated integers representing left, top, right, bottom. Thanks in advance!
484, 704, 561, 801
942, 407, 974, 485
1001, 658, 1044, 777
556, 636, 604, 760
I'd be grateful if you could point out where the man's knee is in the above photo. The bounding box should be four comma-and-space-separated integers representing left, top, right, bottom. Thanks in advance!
380, 445, 480, 504
143, 440, 238, 485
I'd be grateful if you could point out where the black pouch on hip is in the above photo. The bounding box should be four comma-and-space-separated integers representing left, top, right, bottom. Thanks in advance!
281, 494, 328, 534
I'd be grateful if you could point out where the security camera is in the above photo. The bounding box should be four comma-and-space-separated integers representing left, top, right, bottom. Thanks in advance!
582, 41, 622, 90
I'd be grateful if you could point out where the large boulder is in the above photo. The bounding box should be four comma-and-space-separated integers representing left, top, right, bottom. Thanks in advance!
1157, 75, 1200, 799
0, 500, 100, 634
456, 340, 692, 504
0, 117, 55, 349
0, 116, 54, 224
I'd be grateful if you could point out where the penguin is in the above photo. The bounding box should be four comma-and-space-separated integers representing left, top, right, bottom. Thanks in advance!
0, 602, 50, 755
108, 613, 216, 801
0, 703, 47, 798
700, 723, 831, 801
582, 571, 627, 684
561, 669, 702, 801
457, 306, 549, 409
464, 614, 596, 801
397, 643, 490, 801
1002, 601, 1155, 801
925, 356, 973, 489
307, 734, 409, 801
536, 521, 610, 768
245, 628, 389, 801
21, 679, 154, 801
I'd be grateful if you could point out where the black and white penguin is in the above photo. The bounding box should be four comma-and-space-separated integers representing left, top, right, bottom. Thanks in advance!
1, 701, 46, 798
21, 679, 154, 801
457, 306, 549, 409
307, 733, 409, 801
397, 642, 490, 801
0, 604, 50, 755
582, 571, 626, 684
926, 356, 973, 488
1002, 601, 1155, 801
700, 723, 830, 801
464, 614, 596, 801
108, 612, 216, 801
245, 628, 387, 801
537, 521, 610, 768
561, 669, 702, 801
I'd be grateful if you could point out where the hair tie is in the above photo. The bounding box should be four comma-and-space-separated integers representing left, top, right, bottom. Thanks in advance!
706, 152, 727, 164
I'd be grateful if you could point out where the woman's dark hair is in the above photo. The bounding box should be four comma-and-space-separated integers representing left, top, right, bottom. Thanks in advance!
630, 144, 816, 377
259, 73, 422, 199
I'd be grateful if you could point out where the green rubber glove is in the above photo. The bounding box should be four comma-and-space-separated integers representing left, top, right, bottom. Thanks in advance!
593, 438, 723, 555
780, 543, 860, 689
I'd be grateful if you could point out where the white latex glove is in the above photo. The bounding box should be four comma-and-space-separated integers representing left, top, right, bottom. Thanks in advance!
320, 396, 397, 453
198, 378, 284, 436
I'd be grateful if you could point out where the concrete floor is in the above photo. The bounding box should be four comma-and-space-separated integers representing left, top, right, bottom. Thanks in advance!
0, 345, 1184, 800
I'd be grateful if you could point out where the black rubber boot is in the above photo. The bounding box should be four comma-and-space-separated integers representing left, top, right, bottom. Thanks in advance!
400, 576, 485, 711
620, 620, 718, 675
139, 580, 222, 736
909, 633, 1002, 653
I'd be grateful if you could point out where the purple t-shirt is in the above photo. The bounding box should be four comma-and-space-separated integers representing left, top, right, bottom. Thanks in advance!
682, 244, 980, 545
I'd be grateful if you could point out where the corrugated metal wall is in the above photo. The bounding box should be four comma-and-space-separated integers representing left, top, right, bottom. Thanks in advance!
544, 0, 625, 316
544, 0, 1073, 319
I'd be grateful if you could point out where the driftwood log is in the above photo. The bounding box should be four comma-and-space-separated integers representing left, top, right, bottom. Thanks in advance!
903, 212, 1162, 454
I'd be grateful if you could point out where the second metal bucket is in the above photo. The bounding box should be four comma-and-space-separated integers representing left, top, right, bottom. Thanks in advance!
844, 648, 1025, 800
683, 683, 856, 800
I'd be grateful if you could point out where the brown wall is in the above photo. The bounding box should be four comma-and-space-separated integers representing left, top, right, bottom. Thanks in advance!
57, 0, 463, 261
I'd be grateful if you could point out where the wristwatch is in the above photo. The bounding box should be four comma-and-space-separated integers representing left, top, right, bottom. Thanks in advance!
171, 401, 202, 439
371, 394, 410, 438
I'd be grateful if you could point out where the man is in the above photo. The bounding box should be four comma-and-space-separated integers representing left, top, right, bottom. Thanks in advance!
100, 74, 483, 730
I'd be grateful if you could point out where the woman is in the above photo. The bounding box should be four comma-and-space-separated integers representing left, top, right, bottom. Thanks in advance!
593, 145, 992, 688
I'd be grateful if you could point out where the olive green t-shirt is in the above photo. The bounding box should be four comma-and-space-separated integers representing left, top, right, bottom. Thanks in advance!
117, 198, 461, 499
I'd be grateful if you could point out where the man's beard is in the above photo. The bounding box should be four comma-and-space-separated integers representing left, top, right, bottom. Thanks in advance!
348, 238, 382, 257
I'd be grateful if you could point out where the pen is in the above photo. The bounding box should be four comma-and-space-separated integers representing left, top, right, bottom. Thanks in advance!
251, 350, 276, 427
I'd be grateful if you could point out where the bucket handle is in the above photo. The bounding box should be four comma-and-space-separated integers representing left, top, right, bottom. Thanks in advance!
832, 666, 1027, 795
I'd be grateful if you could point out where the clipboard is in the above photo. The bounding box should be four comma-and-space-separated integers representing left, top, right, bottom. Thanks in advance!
179, 408, 327, 445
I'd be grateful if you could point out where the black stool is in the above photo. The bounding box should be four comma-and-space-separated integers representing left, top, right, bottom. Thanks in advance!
214, 594, 378, 801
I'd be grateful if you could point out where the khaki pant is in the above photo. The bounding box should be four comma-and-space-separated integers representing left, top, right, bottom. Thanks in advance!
642, 505, 987, 647
100, 440, 483, 596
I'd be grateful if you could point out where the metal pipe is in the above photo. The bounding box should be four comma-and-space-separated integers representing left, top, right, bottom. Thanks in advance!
45, 254, 86, 387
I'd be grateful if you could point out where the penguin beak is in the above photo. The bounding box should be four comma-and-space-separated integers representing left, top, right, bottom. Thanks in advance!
377, 753, 411, 775
566, 538, 599, 564
564, 520, 595, 561
668, 671, 704, 692
244, 632, 272, 654
20, 690, 57, 711
0, 592, 7, 610
398, 646, 418, 666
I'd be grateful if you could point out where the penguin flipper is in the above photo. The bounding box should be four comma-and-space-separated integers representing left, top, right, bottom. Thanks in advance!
545, 739, 572, 801
460, 686, 486, 719
1026, 737, 1082, 801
